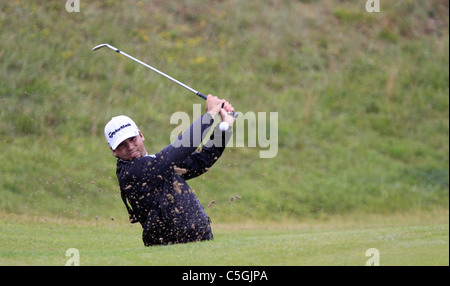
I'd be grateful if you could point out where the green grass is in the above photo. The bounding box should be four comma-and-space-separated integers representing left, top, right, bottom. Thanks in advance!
0, 210, 448, 266
1, 0, 448, 220
0, 0, 448, 266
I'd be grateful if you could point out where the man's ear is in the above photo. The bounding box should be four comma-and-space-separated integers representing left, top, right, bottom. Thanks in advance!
139, 131, 145, 142
110, 146, 117, 157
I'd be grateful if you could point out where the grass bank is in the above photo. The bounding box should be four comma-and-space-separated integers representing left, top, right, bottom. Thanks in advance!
0, 0, 448, 222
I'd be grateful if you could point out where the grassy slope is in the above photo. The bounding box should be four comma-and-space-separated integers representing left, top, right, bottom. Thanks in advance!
0, 0, 448, 223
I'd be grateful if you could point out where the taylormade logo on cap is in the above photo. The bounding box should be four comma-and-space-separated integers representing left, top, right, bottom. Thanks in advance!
108, 123, 132, 138
104, 115, 140, 150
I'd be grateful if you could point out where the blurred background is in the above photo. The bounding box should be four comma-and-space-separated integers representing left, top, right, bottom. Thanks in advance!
0, 0, 448, 224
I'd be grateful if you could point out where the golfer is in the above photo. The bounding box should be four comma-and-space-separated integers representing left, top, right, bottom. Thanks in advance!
104, 95, 235, 246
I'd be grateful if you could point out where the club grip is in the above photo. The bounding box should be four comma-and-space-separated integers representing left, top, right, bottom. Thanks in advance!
197, 92, 208, 100
197, 92, 239, 118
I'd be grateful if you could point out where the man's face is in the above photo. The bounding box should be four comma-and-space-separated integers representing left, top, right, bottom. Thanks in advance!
112, 132, 147, 161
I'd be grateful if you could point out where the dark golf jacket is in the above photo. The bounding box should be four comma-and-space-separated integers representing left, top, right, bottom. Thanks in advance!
116, 113, 232, 246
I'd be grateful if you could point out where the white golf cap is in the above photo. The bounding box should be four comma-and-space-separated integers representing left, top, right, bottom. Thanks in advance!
104, 115, 140, 150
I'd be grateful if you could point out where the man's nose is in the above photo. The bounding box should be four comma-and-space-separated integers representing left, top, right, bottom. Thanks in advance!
124, 139, 134, 151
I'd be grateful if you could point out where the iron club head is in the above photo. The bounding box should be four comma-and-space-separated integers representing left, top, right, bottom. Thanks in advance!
92, 43, 120, 52
91, 43, 239, 118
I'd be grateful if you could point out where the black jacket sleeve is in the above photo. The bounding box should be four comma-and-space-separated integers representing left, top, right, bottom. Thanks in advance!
118, 113, 220, 188
176, 124, 233, 180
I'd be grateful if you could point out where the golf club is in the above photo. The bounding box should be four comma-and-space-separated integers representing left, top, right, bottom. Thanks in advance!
92, 43, 238, 118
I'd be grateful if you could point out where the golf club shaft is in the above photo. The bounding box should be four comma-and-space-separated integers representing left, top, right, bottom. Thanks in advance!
93, 44, 237, 118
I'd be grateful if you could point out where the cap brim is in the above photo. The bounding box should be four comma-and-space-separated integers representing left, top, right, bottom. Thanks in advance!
110, 130, 139, 150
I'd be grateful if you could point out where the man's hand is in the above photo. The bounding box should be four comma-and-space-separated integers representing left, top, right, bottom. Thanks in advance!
205, 94, 236, 126
205, 94, 223, 117
219, 102, 235, 127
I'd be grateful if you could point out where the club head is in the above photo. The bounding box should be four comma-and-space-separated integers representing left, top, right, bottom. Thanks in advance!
92, 43, 119, 52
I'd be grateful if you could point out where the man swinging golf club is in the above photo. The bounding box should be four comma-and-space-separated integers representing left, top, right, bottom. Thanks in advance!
105, 95, 235, 246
